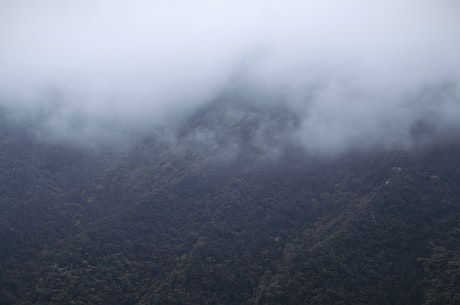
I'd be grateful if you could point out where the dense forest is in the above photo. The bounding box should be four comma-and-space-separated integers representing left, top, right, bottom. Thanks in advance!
1, 100, 460, 305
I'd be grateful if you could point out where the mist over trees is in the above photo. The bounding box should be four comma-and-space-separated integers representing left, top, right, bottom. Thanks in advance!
1, 0, 460, 153
1, 107, 460, 304
1, 1, 460, 304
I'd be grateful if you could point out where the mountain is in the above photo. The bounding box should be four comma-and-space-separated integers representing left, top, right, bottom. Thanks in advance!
1, 101, 460, 305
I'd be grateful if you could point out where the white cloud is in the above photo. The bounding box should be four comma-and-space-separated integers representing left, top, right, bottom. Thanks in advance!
1, 0, 459, 151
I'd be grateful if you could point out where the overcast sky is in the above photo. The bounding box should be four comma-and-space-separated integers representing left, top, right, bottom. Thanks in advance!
1, 0, 459, 151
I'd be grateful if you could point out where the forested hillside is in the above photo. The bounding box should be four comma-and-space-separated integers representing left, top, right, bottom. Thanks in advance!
1, 103, 460, 305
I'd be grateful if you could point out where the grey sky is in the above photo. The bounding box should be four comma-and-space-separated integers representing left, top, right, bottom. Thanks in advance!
1, 0, 459, 151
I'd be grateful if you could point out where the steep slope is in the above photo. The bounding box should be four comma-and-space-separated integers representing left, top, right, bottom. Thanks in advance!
1, 102, 460, 305
252, 162, 460, 305
0, 120, 110, 305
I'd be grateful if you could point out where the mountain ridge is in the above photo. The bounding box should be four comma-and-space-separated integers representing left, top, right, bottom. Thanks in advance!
1, 104, 460, 304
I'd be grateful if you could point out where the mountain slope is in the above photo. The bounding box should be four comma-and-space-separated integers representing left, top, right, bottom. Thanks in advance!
1, 104, 460, 305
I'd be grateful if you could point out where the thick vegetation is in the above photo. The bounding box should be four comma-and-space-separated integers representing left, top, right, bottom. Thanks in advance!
1, 103, 460, 305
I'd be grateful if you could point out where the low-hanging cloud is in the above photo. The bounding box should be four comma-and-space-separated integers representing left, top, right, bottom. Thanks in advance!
1, 0, 460, 152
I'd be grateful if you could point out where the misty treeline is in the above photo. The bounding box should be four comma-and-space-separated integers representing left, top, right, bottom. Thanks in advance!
1, 83, 459, 159
1, 107, 460, 304
1, 0, 460, 153
1, 1, 460, 304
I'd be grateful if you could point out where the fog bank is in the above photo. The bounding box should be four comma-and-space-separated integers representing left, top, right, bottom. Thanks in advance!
1, 0, 460, 152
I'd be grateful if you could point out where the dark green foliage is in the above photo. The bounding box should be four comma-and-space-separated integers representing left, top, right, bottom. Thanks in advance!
1, 108, 460, 304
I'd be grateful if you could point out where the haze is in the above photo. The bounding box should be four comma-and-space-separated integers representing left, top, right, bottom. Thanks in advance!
1, 0, 459, 152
